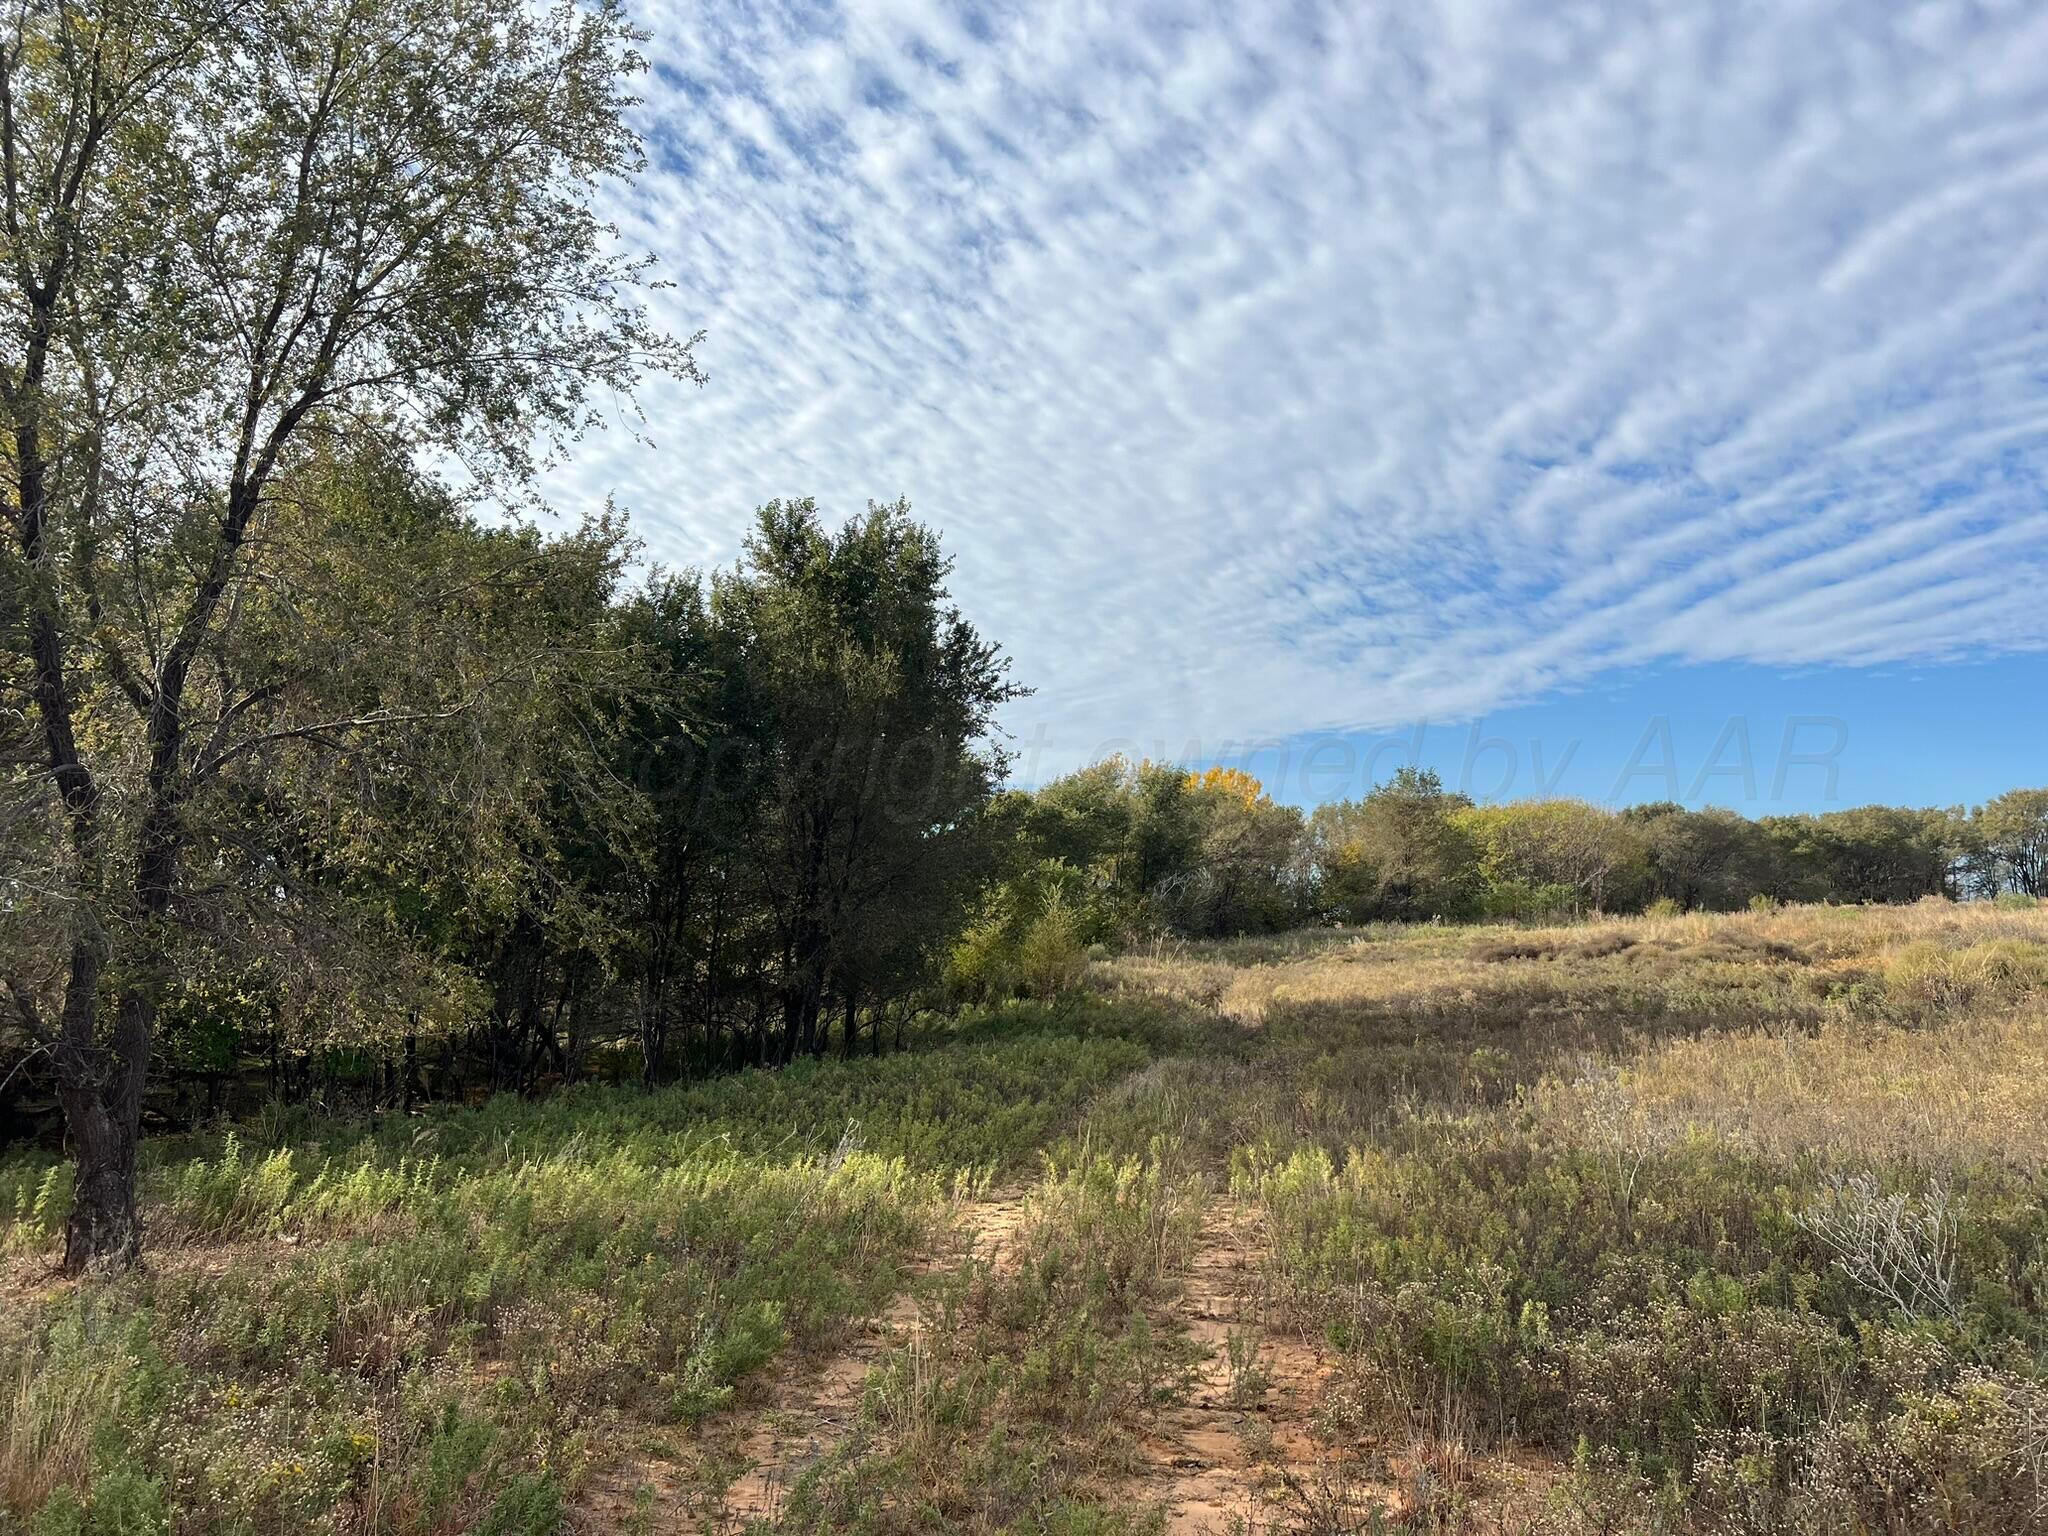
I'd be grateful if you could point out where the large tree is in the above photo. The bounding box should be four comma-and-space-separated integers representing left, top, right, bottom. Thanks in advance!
1623, 802, 1776, 912
0, 0, 696, 1271
1308, 766, 1478, 924
1973, 789, 2048, 898
712, 499, 1020, 1064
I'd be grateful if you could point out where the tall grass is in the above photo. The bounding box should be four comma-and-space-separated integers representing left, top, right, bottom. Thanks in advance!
8, 904, 2047, 1533
0, 1001, 1162, 1535
772, 1142, 1207, 1535
1108, 900, 2048, 1532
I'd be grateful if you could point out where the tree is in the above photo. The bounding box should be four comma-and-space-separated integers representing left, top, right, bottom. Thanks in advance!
1019, 759, 1136, 875
1015, 756, 1203, 939
1, 0, 698, 1271
1764, 807, 1959, 905
1168, 768, 1305, 936
1973, 789, 2048, 898
712, 498, 1020, 1064
602, 573, 730, 1084
1308, 767, 1477, 923
1458, 799, 1649, 917
1623, 802, 1775, 911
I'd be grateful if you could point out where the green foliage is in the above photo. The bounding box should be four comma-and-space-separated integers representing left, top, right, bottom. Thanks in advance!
1021, 1143, 1206, 1309
72, 1469, 168, 1536
1309, 766, 1479, 923
1, 1159, 71, 1254
980, 758, 1310, 951
0, 0, 707, 1271
0, 1003, 1160, 1532
972, 777, 2047, 958
1456, 798, 1653, 915
1971, 787, 2048, 898
1016, 891, 1090, 1001
948, 863, 1100, 1002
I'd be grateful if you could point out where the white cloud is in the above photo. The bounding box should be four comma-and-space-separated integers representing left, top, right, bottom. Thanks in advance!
546, 0, 2048, 774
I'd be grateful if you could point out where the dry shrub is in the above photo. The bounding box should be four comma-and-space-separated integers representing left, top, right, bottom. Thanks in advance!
1474, 930, 1638, 964
1797, 1174, 1962, 1324
1785, 1368, 2048, 1535
1098, 950, 1241, 1015
1567, 931, 1638, 960
1684, 929, 1812, 966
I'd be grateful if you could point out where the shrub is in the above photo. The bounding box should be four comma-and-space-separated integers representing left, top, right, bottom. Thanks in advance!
1787, 1368, 2048, 1534
946, 916, 1015, 1003
2, 1161, 70, 1254
1021, 1142, 1205, 1307
77, 1468, 167, 1536
1796, 1174, 1962, 1324
162, 1133, 298, 1238
1018, 891, 1089, 1000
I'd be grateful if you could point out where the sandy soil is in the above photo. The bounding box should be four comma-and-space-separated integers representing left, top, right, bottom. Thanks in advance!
575, 1190, 1024, 1533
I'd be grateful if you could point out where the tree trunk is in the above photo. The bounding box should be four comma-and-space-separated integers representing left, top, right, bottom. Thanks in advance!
640, 975, 668, 1087
54, 965, 153, 1274
402, 1029, 422, 1113
62, 1100, 139, 1273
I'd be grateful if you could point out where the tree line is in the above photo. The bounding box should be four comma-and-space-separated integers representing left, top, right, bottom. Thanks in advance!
946, 764, 2048, 992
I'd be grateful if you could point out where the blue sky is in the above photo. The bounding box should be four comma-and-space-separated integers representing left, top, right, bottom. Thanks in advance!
551, 0, 2048, 810
1152, 656, 2048, 815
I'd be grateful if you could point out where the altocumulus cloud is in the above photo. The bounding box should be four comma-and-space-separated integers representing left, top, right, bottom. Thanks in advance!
548, 0, 2048, 768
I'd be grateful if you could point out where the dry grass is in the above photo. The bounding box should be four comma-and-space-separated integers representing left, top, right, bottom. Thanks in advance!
1100, 896, 2048, 1031
1564, 1006, 2048, 1174
1091, 898, 2048, 1534
1, 1332, 116, 1514
1098, 898, 2048, 1182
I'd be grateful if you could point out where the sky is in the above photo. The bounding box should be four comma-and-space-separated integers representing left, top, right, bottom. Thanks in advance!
544, 0, 2048, 816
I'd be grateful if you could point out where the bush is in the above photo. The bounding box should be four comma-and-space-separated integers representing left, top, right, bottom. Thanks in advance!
28, 1468, 167, 1536
2, 1160, 70, 1254
945, 916, 1015, 1002
1018, 892, 1088, 1000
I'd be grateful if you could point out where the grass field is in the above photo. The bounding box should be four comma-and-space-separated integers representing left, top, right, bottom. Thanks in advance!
5, 899, 2048, 1534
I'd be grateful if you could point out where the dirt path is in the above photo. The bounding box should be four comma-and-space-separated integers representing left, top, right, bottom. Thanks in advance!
1129, 1197, 1569, 1534
576, 1189, 1024, 1533
713, 1190, 1023, 1526
1130, 1197, 1363, 1535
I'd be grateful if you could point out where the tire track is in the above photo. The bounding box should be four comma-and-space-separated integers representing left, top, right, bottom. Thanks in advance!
576, 1189, 1023, 1533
